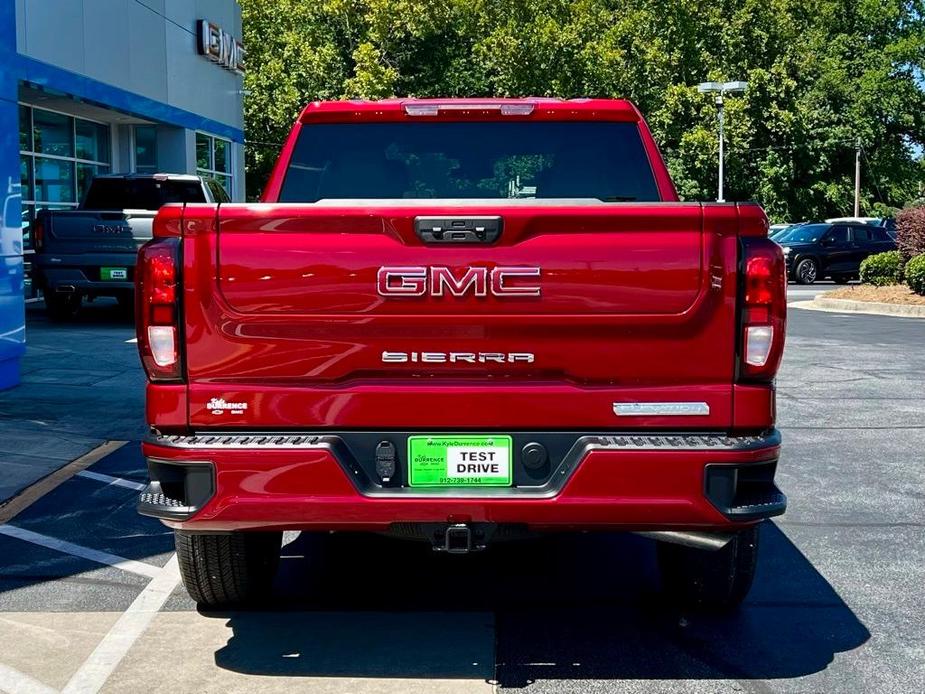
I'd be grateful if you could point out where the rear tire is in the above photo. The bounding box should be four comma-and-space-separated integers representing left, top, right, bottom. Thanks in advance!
44, 292, 81, 320
794, 258, 818, 285
175, 531, 282, 607
657, 525, 760, 611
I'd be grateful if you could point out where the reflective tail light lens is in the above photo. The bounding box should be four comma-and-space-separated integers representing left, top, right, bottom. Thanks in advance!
740, 238, 786, 380
745, 325, 774, 367
33, 218, 45, 252
136, 237, 182, 381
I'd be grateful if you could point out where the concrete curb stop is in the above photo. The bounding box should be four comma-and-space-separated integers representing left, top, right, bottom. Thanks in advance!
802, 295, 925, 319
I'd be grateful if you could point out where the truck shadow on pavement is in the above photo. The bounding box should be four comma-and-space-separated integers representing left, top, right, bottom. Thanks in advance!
210, 522, 869, 686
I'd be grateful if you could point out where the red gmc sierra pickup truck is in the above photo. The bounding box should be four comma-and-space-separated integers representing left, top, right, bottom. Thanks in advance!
136, 98, 787, 609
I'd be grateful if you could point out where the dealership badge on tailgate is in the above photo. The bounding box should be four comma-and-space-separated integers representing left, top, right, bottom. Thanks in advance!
408, 435, 513, 487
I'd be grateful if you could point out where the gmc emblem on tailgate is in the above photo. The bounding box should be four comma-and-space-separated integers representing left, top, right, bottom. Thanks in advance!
377, 266, 541, 298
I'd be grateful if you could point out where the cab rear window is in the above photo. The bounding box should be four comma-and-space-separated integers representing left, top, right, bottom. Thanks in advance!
82, 178, 207, 210
279, 121, 660, 202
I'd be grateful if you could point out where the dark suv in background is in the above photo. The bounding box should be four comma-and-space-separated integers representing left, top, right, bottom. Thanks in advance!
778, 222, 896, 284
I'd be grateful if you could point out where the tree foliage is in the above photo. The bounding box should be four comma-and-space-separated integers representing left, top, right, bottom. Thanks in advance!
240, 0, 925, 219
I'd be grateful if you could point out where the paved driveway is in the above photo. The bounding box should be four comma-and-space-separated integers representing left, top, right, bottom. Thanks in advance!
0, 294, 922, 692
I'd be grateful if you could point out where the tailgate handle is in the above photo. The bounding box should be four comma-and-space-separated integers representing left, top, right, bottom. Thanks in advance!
414, 216, 502, 244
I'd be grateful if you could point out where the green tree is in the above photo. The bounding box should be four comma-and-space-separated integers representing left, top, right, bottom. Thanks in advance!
240, 0, 925, 220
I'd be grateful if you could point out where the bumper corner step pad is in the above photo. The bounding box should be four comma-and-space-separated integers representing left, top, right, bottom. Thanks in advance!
138, 484, 201, 521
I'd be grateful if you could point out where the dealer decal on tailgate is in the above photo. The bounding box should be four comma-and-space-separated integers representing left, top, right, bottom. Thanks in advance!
407, 435, 513, 487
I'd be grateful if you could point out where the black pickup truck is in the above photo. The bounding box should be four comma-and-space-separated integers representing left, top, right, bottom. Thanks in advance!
33, 174, 229, 318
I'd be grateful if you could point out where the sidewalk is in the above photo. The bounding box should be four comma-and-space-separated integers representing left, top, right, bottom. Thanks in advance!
0, 300, 145, 503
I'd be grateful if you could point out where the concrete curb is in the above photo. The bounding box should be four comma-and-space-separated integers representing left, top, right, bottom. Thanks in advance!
798, 295, 925, 319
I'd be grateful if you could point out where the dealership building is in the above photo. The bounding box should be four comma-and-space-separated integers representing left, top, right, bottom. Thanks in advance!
0, 0, 245, 388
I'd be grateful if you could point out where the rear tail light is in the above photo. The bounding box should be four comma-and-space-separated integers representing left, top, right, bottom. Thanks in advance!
739, 238, 786, 380
33, 218, 44, 252
136, 236, 182, 381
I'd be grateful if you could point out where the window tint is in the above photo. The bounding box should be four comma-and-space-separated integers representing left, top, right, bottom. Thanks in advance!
83, 178, 207, 210
824, 226, 849, 244
280, 121, 660, 202
780, 223, 828, 243
852, 226, 871, 242
134, 126, 158, 174
871, 227, 890, 242
205, 177, 230, 203
76, 120, 110, 162
33, 110, 74, 157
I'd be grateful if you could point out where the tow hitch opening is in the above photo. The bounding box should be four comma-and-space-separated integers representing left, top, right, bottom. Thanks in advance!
442, 524, 475, 554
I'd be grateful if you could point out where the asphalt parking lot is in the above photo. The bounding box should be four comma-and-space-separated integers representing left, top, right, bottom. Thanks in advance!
0, 288, 923, 693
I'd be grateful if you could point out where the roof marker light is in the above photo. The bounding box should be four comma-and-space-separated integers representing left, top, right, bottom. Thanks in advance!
403, 104, 440, 116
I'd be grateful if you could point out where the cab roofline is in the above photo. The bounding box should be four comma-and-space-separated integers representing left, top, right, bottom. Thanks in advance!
297, 98, 642, 123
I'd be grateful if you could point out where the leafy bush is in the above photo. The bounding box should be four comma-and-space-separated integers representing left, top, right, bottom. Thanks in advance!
859, 251, 904, 286
905, 254, 925, 296
896, 206, 925, 263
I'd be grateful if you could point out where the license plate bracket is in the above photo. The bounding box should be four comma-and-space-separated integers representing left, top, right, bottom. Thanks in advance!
407, 435, 513, 487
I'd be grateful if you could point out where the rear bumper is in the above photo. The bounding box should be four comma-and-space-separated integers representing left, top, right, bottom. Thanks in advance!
139, 430, 785, 532
32, 253, 136, 293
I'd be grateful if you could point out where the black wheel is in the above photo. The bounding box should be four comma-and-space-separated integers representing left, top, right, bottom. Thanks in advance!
794, 258, 818, 285
175, 531, 282, 607
44, 292, 82, 320
832, 275, 850, 285
657, 525, 760, 611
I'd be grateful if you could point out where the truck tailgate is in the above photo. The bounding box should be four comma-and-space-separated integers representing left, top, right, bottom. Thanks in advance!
181, 202, 740, 429
41, 210, 153, 254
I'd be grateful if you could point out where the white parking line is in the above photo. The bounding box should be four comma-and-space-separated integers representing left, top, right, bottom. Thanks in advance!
61, 555, 180, 694
0, 442, 127, 525
75, 470, 147, 492
0, 526, 161, 580
0, 662, 57, 694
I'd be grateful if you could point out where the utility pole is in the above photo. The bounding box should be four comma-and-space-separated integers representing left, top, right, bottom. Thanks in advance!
854, 139, 861, 217
697, 81, 747, 203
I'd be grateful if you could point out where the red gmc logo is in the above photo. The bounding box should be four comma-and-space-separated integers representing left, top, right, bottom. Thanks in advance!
377, 266, 541, 298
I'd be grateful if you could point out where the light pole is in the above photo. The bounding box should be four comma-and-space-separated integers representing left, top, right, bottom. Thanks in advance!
697, 81, 747, 202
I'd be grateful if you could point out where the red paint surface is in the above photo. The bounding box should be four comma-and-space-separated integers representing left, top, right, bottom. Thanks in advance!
141, 98, 786, 531
144, 441, 778, 532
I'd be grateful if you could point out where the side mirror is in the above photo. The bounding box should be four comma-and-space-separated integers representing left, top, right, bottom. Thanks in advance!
821, 237, 834, 246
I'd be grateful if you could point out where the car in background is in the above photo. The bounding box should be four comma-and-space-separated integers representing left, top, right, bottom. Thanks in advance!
769, 223, 794, 240
780, 221, 896, 284
825, 216, 897, 238
769, 222, 806, 241
33, 174, 229, 319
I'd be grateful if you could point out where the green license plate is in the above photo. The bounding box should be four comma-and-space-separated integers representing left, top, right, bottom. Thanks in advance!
408, 435, 513, 487
101, 267, 128, 281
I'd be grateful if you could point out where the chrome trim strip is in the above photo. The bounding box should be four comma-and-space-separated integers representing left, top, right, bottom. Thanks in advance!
635, 531, 736, 551
613, 402, 711, 416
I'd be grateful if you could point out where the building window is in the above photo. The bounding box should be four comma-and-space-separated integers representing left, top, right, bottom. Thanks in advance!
134, 125, 158, 173
196, 132, 232, 198
19, 104, 112, 253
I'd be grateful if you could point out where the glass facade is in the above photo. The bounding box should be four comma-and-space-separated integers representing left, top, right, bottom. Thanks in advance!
195, 132, 232, 198
19, 104, 111, 253
134, 125, 157, 174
